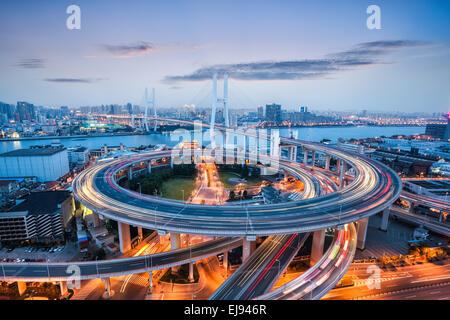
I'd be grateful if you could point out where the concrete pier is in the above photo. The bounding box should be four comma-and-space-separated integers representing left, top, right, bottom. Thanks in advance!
118, 222, 131, 254
310, 230, 325, 266
356, 218, 369, 250
380, 208, 390, 231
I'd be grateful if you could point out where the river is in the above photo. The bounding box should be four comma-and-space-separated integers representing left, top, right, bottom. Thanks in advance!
0, 126, 425, 154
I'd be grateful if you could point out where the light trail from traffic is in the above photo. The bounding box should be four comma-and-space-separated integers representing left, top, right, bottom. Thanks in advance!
1, 118, 402, 302
72, 140, 401, 236
254, 223, 357, 300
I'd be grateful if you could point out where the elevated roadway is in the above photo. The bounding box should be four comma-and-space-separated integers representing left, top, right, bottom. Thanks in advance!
210, 160, 338, 300
0, 237, 242, 282
210, 233, 309, 300
399, 191, 450, 212
255, 223, 357, 300
72, 146, 401, 236
1, 118, 401, 301
390, 207, 450, 237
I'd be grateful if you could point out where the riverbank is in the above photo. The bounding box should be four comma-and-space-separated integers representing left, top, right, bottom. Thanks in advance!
0, 132, 154, 142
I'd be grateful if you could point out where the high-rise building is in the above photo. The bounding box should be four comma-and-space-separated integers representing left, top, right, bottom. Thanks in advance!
109, 104, 122, 115
16, 101, 35, 122
126, 103, 133, 114
265, 103, 282, 124
300, 106, 308, 113
257, 106, 264, 119
60, 106, 69, 117
0, 102, 15, 122
425, 114, 450, 140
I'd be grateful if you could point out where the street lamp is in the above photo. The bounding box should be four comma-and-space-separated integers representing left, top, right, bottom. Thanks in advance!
1, 263, 6, 281
137, 182, 142, 194
96, 256, 99, 277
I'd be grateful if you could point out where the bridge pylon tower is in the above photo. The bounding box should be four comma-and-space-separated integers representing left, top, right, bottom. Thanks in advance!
210, 73, 230, 143
144, 88, 157, 132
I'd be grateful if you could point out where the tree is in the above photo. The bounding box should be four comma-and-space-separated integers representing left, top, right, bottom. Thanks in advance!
95, 248, 106, 260
241, 165, 249, 179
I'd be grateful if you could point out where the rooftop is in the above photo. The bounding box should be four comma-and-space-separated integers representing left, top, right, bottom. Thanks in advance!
69, 146, 87, 152
0, 147, 66, 157
8, 191, 71, 215
0, 179, 19, 187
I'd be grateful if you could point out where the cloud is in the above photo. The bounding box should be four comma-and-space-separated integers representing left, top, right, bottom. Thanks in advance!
44, 78, 105, 83
164, 40, 430, 83
329, 40, 429, 60
100, 41, 156, 58
15, 58, 45, 69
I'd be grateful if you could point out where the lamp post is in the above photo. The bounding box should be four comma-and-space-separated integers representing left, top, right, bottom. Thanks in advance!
1, 263, 5, 281
137, 182, 141, 194
46, 258, 50, 280
96, 256, 99, 277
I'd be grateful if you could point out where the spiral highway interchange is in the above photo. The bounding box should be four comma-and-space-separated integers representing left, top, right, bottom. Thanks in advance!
0, 119, 402, 300
71, 137, 402, 237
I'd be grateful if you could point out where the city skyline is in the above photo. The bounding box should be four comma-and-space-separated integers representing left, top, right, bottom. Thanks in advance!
0, 0, 449, 112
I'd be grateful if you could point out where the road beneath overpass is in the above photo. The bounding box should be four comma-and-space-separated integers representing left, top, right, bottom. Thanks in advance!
0, 237, 242, 282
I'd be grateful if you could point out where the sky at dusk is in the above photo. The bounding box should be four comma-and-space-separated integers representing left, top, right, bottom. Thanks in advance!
0, 0, 449, 113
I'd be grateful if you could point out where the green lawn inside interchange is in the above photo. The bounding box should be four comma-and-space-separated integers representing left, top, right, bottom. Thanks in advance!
218, 171, 264, 189
161, 177, 196, 201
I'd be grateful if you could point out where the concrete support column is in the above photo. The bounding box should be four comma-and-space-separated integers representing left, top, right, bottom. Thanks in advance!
223, 251, 228, 270
59, 281, 68, 296
188, 263, 194, 282
336, 158, 341, 174
251, 240, 256, 253
103, 277, 114, 299
184, 234, 190, 248
170, 233, 182, 272
380, 208, 390, 231
439, 211, 443, 222
170, 156, 174, 168
170, 233, 181, 250
118, 222, 131, 254
242, 238, 254, 262
310, 230, 325, 266
303, 149, 308, 165
325, 155, 331, 171
148, 161, 152, 173
138, 227, 143, 240
17, 282, 27, 296
311, 151, 316, 167
147, 271, 154, 293
128, 167, 133, 181
356, 218, 369, 250
409, 203, 415, 213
